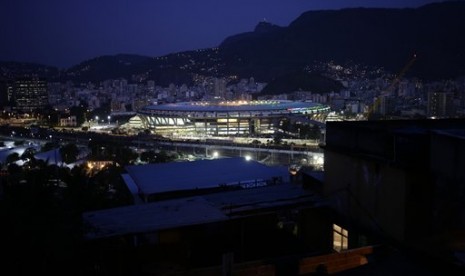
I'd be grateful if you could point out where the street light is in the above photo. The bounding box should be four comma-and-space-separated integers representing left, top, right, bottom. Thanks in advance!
95, 116, 99, 125
107, 115, 111, 125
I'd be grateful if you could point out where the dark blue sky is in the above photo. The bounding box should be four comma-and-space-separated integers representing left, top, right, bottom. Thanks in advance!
0, 0, 442, 68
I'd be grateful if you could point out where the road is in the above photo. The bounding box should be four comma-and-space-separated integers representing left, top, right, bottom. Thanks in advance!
0, 124, 324, 168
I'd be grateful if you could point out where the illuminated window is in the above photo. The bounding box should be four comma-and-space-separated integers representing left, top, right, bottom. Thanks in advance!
333, 224, 348, 252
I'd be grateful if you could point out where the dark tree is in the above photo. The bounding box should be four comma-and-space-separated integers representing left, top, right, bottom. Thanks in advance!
60, 143, 79, 164
20, 147, 36, 160
41, 142, 58, 152
69, 104, 89, 126
273, 133, 283, 145
155, 150, 175, 163
6, 152, 20, 164
113, 146, 137, 165
140, 150, 157, 163
14, 140, 24, 146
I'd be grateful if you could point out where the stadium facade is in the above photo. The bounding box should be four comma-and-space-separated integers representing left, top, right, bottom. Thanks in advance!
136, 100, 330, 137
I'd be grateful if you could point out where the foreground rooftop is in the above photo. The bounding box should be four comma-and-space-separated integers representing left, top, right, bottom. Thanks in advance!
83, 182, 324, 239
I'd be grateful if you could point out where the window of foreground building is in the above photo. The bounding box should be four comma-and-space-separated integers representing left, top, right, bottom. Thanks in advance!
333, 224, 348, 252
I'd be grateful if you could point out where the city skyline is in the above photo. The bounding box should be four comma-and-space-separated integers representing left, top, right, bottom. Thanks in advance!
1, 0, 442, 68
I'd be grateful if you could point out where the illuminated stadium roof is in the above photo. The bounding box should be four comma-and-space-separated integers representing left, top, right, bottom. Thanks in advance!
140, 100, 327, 113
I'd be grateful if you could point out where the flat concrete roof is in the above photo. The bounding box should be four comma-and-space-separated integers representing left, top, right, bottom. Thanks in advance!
125, 157, 289, 197
83, 196, 228, 240
83, 183, 323, 239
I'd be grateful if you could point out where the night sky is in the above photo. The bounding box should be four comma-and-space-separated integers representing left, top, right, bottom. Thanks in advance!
0, 0, 442, 68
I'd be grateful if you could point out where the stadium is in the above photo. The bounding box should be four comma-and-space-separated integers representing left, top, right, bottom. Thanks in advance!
134, 100, 330, 137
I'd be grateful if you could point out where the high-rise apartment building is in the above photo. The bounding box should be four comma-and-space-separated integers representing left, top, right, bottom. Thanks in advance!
14, 78, 49, 112
0, 81, 10, 107
427, 91, 453, 118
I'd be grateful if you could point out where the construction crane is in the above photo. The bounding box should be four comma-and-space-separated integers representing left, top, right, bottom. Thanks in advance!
366, 53, 417, 119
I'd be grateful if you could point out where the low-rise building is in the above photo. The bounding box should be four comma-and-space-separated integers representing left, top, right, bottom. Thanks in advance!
82, 157, 380, 275
322, 119, 465, 270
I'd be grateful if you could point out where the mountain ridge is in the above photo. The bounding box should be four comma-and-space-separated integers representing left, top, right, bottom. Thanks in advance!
219, 1, 465, 81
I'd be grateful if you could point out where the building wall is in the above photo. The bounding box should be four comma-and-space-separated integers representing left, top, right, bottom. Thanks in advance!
299, 207, 333, 252
106, 207, 334, 270
59, 115, 77, 127
427, 92, 453, 118
0, 81, 10, 106
430, 132, 465, 231
324, 150, 409, 242
322, 121, 458, 243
